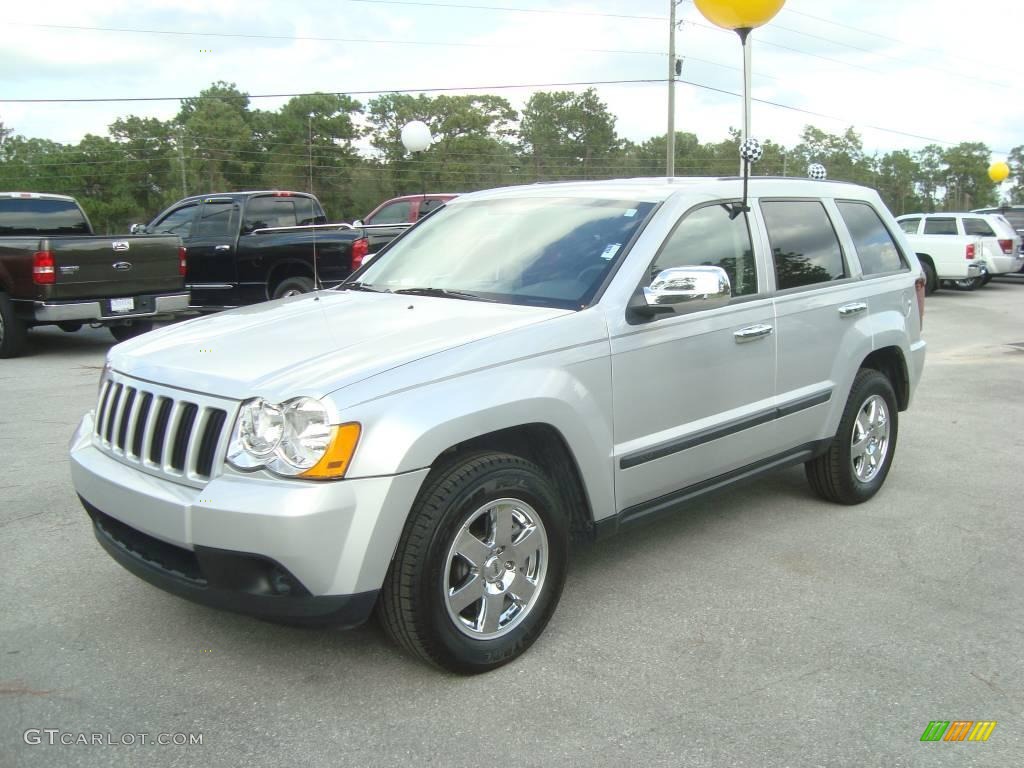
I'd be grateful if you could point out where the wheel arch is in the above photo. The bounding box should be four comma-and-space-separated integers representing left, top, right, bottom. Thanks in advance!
860, 345, 910, 411
431, 423, 597, 543
266, 260, 314, 298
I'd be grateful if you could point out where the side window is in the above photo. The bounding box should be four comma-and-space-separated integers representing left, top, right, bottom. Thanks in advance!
193, 201, 237, 239
898, 218, 920, 235
963, 218, 996, 237
243, 197, 298, 231
837, 202, 908, 276
151, 205, 198, 236
761, 200, 846, 290
923, 217, 957, 235
367, 201, 413, 226
649, 203, 757, 297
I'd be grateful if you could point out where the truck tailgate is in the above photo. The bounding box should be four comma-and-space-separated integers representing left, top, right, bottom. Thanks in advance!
41, 235, 183, 301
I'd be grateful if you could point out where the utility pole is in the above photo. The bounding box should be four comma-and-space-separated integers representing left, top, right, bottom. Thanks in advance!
308, 113, 315, 195
176, 126, 187, 197
666, 0, 677, 177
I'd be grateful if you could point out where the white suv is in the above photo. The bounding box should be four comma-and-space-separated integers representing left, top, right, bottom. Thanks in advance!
896, 212, 1024, 281
70, 178, 927, 673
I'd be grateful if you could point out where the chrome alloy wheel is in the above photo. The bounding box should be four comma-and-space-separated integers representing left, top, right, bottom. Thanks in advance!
851, 394, 890, 483
280, 288, 304, 298
443, 497, 548, 639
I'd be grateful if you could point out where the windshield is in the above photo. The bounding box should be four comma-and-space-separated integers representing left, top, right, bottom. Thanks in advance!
352, 196, 657, 309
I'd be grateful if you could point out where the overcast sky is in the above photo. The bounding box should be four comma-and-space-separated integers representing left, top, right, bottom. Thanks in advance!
1, 0, 1021, 161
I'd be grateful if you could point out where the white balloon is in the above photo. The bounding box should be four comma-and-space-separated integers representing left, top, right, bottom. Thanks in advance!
401, 120, 433, 153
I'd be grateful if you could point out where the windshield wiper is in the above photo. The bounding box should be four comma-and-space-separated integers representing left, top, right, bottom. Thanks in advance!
344, 281, 389, 293
393, 287, 496, 302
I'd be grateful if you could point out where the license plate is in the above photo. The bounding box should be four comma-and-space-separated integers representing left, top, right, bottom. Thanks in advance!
110, 298, 135, 313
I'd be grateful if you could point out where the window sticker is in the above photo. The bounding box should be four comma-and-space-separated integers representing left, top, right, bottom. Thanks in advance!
601, 243, 622, 260
623, 209, 638, 218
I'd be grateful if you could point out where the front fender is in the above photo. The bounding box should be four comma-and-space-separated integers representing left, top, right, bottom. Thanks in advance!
339, 352, 617, 524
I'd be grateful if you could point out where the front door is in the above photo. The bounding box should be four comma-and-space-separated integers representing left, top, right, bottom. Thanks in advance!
185, 198, 239, 307
608, 202, 777, 517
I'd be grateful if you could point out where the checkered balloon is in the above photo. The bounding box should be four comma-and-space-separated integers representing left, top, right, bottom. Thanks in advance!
739, 137, 763, 164
808, 163, 828, 181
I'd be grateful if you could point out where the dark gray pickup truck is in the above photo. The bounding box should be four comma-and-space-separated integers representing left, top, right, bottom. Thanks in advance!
137, 191, 409, 310
0, 192, 188, 358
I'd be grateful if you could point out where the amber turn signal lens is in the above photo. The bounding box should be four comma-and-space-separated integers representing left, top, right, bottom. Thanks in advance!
300, 423, 361, 479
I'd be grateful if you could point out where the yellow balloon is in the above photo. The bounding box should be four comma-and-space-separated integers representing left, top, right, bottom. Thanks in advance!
989, 162, 1010, 183
693, 0, 786, 29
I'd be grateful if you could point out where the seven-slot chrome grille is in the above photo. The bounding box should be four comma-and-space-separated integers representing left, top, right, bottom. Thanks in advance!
94, 373, 238, 488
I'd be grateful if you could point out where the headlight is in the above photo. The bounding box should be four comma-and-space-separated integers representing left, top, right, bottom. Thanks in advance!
227, 397, 360, 480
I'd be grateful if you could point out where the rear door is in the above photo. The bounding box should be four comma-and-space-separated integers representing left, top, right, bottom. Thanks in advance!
759, 199, 875, 450
184, 198, 239, 306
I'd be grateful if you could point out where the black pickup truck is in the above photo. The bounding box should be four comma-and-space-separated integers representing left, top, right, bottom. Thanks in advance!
136, 191, 408, 309
0, 192, 188, 358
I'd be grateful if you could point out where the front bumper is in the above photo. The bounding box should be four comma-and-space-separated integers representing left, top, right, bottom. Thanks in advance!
33, 292, 190, 323
70, 411, 429, 623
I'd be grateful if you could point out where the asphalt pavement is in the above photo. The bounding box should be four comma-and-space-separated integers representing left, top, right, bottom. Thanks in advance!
1, 280, 1022, 768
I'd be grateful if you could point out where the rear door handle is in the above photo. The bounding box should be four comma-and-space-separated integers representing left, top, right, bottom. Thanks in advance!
214, 244, 231, 252
838, 302, 868, 317
734, 324, 773, 343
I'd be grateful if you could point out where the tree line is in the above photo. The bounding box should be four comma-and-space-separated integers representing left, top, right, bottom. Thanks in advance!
1, 81, 1021, 233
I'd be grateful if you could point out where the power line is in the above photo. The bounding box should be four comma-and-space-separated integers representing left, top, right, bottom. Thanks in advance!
344, 0, 663, 21
0, 78, 662, 104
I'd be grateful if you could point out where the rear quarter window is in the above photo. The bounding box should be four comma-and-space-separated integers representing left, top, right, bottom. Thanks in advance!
963, 218, 996, 237
0, 198, 90, 236
760, 200, 847, 290
897, 218, 920, 235
837, 202, 908, 276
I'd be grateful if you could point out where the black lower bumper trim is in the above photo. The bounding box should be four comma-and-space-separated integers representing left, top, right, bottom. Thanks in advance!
82, 498, 377, 628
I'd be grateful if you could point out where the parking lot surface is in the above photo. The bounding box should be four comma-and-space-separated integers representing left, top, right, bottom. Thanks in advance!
2, 281, 1022, 767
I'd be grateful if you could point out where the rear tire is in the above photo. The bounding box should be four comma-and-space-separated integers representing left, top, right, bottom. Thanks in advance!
0, 292, 28, 359
378, 451, 569, 674
920, 260, 938, 296
58, 322, 83, 333
109, 321, 154, 343
272, 276, 315, 299
805, 369, 899, 505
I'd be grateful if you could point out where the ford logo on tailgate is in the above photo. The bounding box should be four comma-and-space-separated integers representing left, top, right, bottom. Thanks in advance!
112, 241, 130, 252
112, 261, 133, 272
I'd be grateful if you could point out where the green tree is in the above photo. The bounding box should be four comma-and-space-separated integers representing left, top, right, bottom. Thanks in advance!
177, 82, 258, 191
519, 89, 619, 180
942, 142, 996, 210
875, 150, 923, 215
1008, 145, 1024, 203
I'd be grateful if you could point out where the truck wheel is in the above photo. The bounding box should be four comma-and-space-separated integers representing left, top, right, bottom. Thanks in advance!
58, 322, 83, 333
0, 292, 28, 359
920, 260, 937, 296
109, 321, 154, 343
805, 369, 898, 505
272, 277, 315, 299
378, 451, 569, 674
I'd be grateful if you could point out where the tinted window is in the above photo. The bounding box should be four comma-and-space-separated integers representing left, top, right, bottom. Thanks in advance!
923, 217, 957, 235
0, 198, 90, 236
761, 200, 846, 289
243, 196, 322, 231
357, 197, 656, 309
368, 201, 412, 225
837, 202, 907, 276
651, 204, 757, 296
963, 218, 996, 237
898, 218, 920, 234
194, 201, 236, 238
151, 205, 197, 236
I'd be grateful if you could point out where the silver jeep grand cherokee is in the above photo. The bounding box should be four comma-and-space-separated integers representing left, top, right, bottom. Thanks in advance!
70, 178, 927, 673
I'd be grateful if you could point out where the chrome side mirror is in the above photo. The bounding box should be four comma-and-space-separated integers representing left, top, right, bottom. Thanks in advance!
640, 266, 731, 316
129, 223, 147, 234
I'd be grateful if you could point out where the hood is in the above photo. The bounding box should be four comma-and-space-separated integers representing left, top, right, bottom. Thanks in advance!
110, 290, 571, 402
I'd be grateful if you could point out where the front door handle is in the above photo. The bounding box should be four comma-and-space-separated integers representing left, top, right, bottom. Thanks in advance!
734, 324, 773, 343
838, 302, 868, 317
214, 244, 231, 252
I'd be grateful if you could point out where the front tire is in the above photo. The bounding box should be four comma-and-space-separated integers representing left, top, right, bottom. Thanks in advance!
378, 452, 569, 674
805, 369, 899, 505
0, 291, 28, 359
